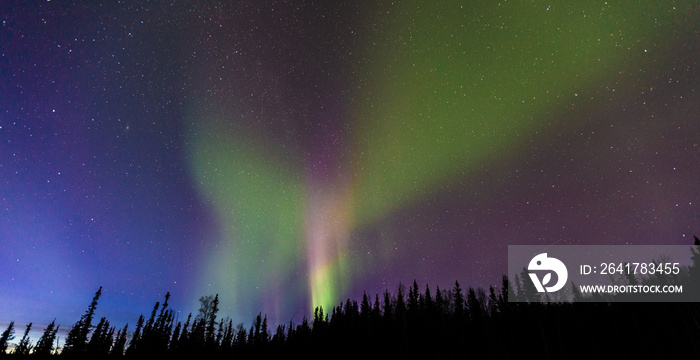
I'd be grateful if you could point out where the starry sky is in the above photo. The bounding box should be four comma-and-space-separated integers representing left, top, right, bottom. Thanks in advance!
1, 0, 699, 333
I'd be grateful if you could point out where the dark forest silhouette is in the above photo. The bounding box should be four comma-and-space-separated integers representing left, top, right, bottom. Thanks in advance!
2, 239, 700, 359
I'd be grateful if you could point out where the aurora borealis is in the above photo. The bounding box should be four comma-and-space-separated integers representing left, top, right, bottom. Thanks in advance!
2, 0, 699, 334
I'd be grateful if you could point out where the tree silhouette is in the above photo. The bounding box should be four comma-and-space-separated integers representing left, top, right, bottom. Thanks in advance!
452, 281, 464, 319
33, 319, 59, 356
690, 237, 700, 283
435, 285, 445, 314
206, 295, 220, 347
395, 283, 406, 321
372, 294, 381, 321
488, 285, 499, 317
12, 323, 31, 355
500, 274, 512, 304
0, 321, 15, 355
467, 287, 483, 324
126, 315, 144, 356
220, 318, 234, 352
360, 292, 371, 320
234, 323, 247, 348
571, 282, 583, 302
193, 294, 219, 348
86, 317, 113, 357
63, 286, 102, 355
312, 307, 325, 333
382, 289, 392, 321
272, 323, 285, 348
518, 267, 539, 302
424, 284, 434, 314
260, 314, 269, 346
111, 323, 128, 356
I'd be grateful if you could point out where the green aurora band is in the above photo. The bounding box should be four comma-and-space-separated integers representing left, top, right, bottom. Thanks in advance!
188, 112, 307, 318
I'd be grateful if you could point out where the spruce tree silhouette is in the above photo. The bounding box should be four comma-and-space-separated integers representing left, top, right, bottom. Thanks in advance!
360, 292, 371, 320
146, 293, 174, 355
382, 289, 393, 323
0, 321, 15, 355
34, 319, 59, 356
424, 284, 433, 314
169, 320, 182, 352
221, 318, 235, 352
125, 315, 144, 356
499, 274, 512, 305
251, 313, 261, 346
434, 285, 444, 314
395, 283, 406, 324
372, 293, 381, 321
570, 281, 583, 302
272, 323, 285, 348
518, 267, 539, 302
488, 285, 499, 317
467, 287, 483, 324
111, 323, 128, 356
260, 314, 269, 346
215, 320, 224, 347
143, 301, 160, 340
86, 317, 113, 357
63, 286, 102, 355
234, 322, 247, 348
407, 280, 419, 314
12, 323, 31, 355
682, 235, 700, 302
312, 307, 324, 332
452, 281, 465, 320
690, 236, 700, 280
177, 313, 192, 352
202, 294, 219, 347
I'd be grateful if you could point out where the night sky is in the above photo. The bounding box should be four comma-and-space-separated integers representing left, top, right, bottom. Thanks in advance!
1, 0, 699, 335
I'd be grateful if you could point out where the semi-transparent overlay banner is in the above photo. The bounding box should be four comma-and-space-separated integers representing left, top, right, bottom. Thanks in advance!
508, 245, 700, 302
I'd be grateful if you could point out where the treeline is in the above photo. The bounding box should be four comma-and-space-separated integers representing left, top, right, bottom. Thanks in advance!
3, 242, 700, 358
3, 280, 700, 358
1, 279, 515, 359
